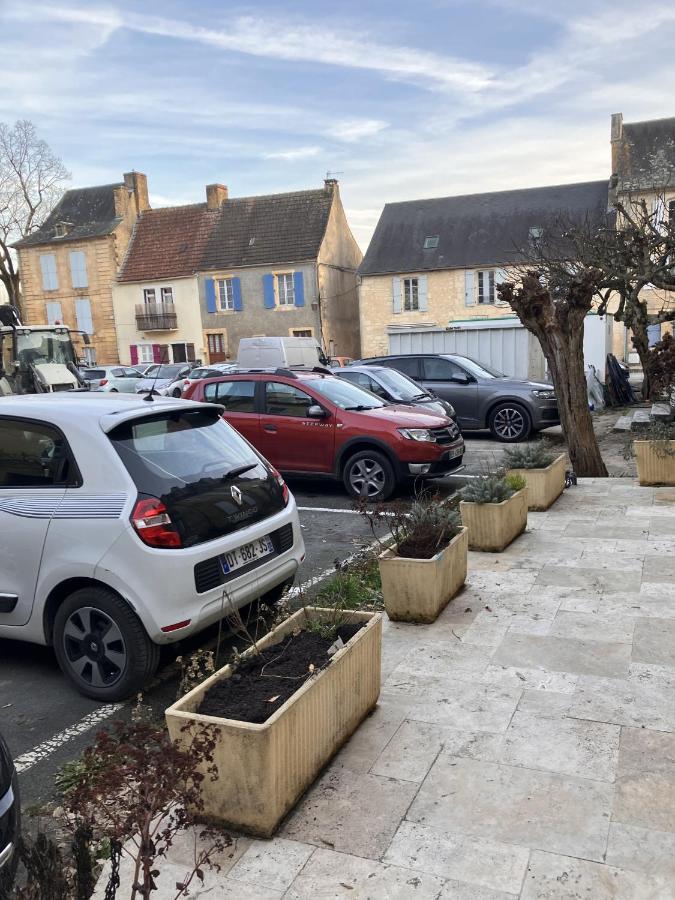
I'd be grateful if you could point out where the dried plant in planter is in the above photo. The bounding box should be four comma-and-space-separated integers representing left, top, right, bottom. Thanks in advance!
357, 492, 461, 560
460, 472, 524, 504
503, 443, 557, 469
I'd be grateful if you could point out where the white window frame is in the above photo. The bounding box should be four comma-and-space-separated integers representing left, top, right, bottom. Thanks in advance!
276, 272, 295, 307
160, 286, 174, 304
291, 327, 313, 338
217, 278, 235, 311
40, 254, 58, 291
477, 270, 496, 305
69, 250, 88, 288
143, 288, 156, 305
138, 344, 154, 364
402, 277, 419, 312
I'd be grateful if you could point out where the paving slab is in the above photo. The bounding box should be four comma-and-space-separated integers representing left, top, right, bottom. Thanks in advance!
632, 617, 675, 667
605, 822, 675, 876
407, 754, 613, 861
569, 673, 675, 731
534, 566, 642, 593
491, 632, 631, 678
548, 609, 636, 643
642, 554, 675, 582
228, 839, 314, 893
398, 677, 523, 732
613, 727, 675, 833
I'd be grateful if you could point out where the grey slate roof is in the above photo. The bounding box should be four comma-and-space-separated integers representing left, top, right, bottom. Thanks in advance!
200, 189, 333, 270
359, 180, 610, 276
614, 117, 675, 191
14, 183, 124, 247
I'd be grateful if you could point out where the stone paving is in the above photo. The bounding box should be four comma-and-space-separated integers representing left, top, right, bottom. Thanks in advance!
97, 479, 675, 899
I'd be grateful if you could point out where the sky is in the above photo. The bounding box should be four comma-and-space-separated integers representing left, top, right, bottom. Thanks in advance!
2, 0, 675, 249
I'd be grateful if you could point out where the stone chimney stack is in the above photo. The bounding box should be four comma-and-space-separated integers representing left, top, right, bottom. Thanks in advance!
206, 184, 229, 209
610, 113, 624, 178
124, 171, 150, 212
324, 178, 338, 194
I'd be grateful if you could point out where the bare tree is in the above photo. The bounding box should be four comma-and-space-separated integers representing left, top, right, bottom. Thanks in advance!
0, 120, 70, 315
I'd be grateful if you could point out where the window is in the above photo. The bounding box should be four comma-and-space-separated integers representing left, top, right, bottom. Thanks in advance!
0, 420, 78, 487
111, 368, 125, 377
45, 301, 62, 325
75, 298, 93, 334
143, 288, 156, 305
139, 345, 154, 364
292, 328, 313, 338
423, 236, 439, 249
389, 356, 421, 379
529, 226, 543, 241
207, 334, 225, 354
265, 381, 313, 417
402, 277, 419, 311
217, 278, 235, 311
422, 357, 464, 381
341, 371, 384, 396
161, 287, 174, 304
123, 368, 142, 378
477, 270, 496, 304
83, 346, 97, 366
40, 254, 58, 291
276, 273, 295, 306
69, 251, 88, 288
204, 380, 256, 412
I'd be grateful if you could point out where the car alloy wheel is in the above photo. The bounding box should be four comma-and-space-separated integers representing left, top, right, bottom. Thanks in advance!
61, 606, 127, 690
492, 406, 527, 440
349, 457, 386, 498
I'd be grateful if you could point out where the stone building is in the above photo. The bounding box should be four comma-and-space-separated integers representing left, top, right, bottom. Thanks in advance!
14, 172, 149, 364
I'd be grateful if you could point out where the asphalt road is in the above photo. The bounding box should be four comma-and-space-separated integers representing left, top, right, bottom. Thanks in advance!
0, 431, 547, 814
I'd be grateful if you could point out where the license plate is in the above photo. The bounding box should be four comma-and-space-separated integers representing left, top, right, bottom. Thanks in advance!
221, 536, 274, 574
446, 445, 463, 460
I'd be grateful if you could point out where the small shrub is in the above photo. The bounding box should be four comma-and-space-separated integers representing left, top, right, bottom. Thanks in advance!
505, 472, 526, 492
460, 473, 515, 504
644, 333, 675, 399
357, 492, 461, 560
503, 443, 556, 469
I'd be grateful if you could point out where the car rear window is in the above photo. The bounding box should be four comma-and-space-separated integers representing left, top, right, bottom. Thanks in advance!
82, 369, 105, 379
108, 409, 284, 545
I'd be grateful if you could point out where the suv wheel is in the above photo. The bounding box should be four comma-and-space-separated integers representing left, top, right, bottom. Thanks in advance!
342, 449, 395, 501
53, 587, 160, 701
172, 388, 182, 398
489, 402, 531, 442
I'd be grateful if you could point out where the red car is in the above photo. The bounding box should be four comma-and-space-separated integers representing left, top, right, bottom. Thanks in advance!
185, 368, 464, 501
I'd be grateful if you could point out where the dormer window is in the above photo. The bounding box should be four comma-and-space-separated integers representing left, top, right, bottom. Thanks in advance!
423, 235, 439, 249
249, 237, 256, 247
54, 221, 72, 238
529, 226, 543, 241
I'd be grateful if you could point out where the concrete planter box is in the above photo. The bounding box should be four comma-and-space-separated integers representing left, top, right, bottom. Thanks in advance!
507, 454, 566, 510
459, 489, 528, 552
635, 440, 675, 486
165, 607, 382, 838
378, 527, 468, 623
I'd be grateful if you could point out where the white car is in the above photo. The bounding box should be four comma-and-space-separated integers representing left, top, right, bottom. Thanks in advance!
0, 394, 304, 700
167, 364, 237, 398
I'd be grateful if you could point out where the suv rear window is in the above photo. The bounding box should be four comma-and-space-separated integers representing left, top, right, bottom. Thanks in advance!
108, 409, 284, 546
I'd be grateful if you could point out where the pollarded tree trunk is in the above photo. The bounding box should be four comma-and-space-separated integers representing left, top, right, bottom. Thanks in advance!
500, 272, 608, 478
630, 317, 653, 400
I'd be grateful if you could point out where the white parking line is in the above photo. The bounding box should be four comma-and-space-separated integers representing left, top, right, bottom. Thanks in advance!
289, 534, 389, 597
13, 704, 123, 774
297, 506, 360, 514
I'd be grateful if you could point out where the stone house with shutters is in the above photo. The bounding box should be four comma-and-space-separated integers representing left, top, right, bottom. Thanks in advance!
357, 180, 610, 358
13, 172, 149, 365
198, 179, 362, 363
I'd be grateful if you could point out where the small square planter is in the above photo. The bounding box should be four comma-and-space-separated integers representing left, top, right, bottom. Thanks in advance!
165, 607, 382, 838
378, 527, 468, 623
459, 488, 528, 552
635, 440, 675, 486
507, 454, 567, 510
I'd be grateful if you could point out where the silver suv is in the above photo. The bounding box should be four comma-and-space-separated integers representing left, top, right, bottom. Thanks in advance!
0, 394, 304, 700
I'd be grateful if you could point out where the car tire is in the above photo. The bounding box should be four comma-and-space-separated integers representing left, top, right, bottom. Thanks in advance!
172, 388, 182, 398
53, 586, 160, 701
488, 402, 532, 442
342, 449, 396, 501
110, 388, 118, 393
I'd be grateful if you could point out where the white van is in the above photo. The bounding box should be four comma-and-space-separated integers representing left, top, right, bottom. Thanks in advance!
237, 336, 329, 369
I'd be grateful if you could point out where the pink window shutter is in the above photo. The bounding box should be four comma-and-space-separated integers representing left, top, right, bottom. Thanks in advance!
130, 345, 138, 365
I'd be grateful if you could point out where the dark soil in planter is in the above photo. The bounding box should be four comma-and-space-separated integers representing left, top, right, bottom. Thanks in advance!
397, 526, 459, 559
197, 623, 364, 724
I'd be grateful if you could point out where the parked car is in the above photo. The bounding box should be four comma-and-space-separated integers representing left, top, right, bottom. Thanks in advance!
185, 368, 464, 501
0, 731, 19, 887
333, 364, 458, 421
237, 336, 329, 369
80, 365, 145, 393
134, 363, 192, 396
0, 394, 304, 700
356, 354, 559, 442
168, 364, 237, 398
330, 356, 354, 368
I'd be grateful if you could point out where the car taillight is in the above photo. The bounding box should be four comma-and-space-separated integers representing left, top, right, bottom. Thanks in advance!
269, 465, 289, 506
131, 497, 182, 548
184, 379, 190, 385
100, 379, 108, 386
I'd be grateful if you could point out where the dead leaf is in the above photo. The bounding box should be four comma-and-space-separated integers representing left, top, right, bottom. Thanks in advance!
485, 605, 492, 612
308, 663, 315, 674
267, 695, 280, 703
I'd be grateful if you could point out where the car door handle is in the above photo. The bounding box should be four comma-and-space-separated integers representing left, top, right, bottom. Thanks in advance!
264, 425, 277, 433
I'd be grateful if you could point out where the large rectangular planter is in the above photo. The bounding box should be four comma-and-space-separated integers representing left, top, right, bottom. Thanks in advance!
635, 440, 675, 486
459, 489, 528, 552
165, 607, 382, 837
378, 526, 468, 624
507, 454, 567, 510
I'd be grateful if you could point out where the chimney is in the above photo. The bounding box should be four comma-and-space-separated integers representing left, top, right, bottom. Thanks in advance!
206, 183, 229, 209
610, 113, 624, 179
324, 178, 338, 194
124, 171, 150, 212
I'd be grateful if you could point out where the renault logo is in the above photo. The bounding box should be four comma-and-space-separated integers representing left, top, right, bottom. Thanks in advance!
230, 485, 243, 506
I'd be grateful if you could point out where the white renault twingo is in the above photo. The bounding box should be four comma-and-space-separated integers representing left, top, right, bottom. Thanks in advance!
0, 394, 304, 700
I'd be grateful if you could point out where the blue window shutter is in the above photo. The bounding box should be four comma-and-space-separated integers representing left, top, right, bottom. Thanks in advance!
232, 277, 243, 311
464, 271, 475, 307
293, 271, 305, 307
205, 277, 217, 313
392, 277, 402, 314
418, 275, 428, 311
75, 298, 93, 334
263, 274, 275, 309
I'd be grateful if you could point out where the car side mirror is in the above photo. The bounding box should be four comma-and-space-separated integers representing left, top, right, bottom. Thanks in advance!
450, 373, 471, 384
307, 404, 328, 418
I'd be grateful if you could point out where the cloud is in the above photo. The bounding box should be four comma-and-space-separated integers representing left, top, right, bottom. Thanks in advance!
326, 119, 388, 142
263, 146, 322, 161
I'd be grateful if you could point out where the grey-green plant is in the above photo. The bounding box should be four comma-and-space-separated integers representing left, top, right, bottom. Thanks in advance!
460, 473, 517, 504
503, 442, 557, 469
